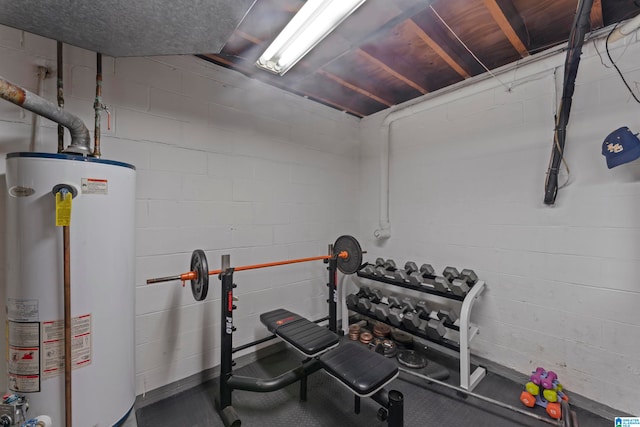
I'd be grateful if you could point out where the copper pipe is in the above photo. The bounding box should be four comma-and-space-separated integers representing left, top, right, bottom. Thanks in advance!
57, 41, 64, 153
92, 53, 102, 158
63, 225, 72, 427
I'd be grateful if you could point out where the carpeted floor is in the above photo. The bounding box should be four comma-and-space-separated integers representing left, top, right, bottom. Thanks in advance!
136, 344, 609, 427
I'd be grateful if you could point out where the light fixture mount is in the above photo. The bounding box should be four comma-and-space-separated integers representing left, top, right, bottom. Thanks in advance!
256, 0, 367, 76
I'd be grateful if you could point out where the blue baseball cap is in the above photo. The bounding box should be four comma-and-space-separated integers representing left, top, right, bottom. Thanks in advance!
602, 127, 640, 168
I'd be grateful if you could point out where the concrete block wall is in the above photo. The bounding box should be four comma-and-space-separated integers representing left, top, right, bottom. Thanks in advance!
0, 25, 361, 395
358, 33, 640, 415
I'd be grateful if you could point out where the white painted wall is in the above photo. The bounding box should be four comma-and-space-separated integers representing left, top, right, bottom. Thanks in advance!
0, 25, 361, 396
359, 33, 640, 415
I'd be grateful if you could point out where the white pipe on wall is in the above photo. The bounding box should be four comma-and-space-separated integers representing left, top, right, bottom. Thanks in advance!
608, 14, 640, 44
372, 43, 570, 240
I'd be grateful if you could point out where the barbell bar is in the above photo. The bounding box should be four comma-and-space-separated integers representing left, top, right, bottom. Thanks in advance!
146, 235, 364, 301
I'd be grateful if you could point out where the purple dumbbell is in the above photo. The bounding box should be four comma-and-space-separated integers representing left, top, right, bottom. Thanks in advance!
530, 367, 545, 385
541, 371, 558, 389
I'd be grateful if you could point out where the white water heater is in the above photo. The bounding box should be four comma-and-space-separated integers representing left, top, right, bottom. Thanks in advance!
5, 152, 136, 426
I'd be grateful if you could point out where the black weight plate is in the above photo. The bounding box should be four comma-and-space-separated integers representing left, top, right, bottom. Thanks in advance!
397, 350, 428, 369
190, 249, 209, 301
333, 235, 362, 274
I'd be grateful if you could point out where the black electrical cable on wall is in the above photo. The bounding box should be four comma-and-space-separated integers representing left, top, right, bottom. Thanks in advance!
543, 0, 594, 205
606, 23, 640, 104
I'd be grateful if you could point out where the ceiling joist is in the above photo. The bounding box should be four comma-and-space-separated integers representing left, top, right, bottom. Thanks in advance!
482, 0, 529, 57
406, 19, 470, 79
317, 69, 394, 107
358, 49, 428, 94
590, 0, 604, 29
200, 0, 640, 118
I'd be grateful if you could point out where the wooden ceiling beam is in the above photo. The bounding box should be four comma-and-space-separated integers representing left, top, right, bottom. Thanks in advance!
317, 69, 394, 107
405, 19, 470, 79
482, 0, 529, 57
590, 0, 604, 29
358, 49, 428, 94
236, 30, 263, 46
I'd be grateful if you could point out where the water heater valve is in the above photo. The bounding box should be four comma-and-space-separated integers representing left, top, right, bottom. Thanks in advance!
0, 395, 28, 426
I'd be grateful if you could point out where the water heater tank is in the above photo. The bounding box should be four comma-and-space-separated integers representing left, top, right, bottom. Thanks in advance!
5, 152, 136, 426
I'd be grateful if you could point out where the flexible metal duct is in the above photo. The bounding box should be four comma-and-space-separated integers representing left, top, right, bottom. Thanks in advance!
0, 75, 91, 155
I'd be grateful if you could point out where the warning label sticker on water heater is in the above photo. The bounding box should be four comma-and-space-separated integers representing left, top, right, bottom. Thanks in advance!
42, 314, 92, 380
81, 178, 108, 195
7, 321, 41, 392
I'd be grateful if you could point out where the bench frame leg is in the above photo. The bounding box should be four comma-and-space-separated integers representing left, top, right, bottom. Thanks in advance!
354, 395, 361, 414
300, 375, 307, 401
387, 390, 404, 427
327, 256, 338, 333
219, 260, 235, 412
372, 388, 404, 427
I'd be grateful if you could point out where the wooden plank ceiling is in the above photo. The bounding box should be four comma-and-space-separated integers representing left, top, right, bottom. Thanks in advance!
200, 0, 640, 118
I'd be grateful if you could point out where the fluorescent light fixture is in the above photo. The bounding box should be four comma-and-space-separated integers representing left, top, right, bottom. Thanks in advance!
256, 0, 367, 75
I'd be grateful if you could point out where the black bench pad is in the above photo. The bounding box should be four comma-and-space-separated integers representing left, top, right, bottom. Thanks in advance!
260, 309, 339, 357
320, 342, 399, 397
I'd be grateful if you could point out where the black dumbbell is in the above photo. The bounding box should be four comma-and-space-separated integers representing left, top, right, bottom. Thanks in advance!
389, 296, 417, 327
374, 265, 387, 276
401, 311, 422, 332
401, 297, 416, 312
459, 269, 478, 286
393, 269, 409, 282
442, 266, 460, 282
368, 302, 382, 316
373, 303, 390, 322
384, 259, 397, 271
357, 298, 372, 313
436, 309, 458, 324
405, 262, 418, 274
375, 258, 386, 267
387, 295, 402, 308
442, 267, 478, 292
420, 264, 436, 277
388, 308, 405, 326
370, 288, 383, 303
361, 265, 376, 275
357, 285, 372, 298
451, 279, 469, 297
416, 300, 431, 319
387, 295, 406, 326
433, 276, 452, 293
393, 261, 416, 282
346, 294, 359, 309
425, 318, 446, 341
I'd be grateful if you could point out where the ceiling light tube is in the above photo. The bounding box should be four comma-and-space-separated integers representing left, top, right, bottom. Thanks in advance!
256, 0, 367, 75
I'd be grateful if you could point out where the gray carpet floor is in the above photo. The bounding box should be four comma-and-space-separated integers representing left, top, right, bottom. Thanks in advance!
136, 344, 609, 427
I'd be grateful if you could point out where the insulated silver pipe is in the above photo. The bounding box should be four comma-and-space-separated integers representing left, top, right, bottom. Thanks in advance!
57, 41, 65, 153
0, 75, 91, 155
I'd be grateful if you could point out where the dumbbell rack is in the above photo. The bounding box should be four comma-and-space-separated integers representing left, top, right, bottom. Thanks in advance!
353, 263, 487, 392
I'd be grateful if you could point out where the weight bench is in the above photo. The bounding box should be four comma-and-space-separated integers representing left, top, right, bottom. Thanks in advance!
259, 309, 403, 424
216, 253, 402, 427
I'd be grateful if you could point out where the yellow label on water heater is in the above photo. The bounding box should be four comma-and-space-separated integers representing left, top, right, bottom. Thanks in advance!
55, 192, 72, 226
